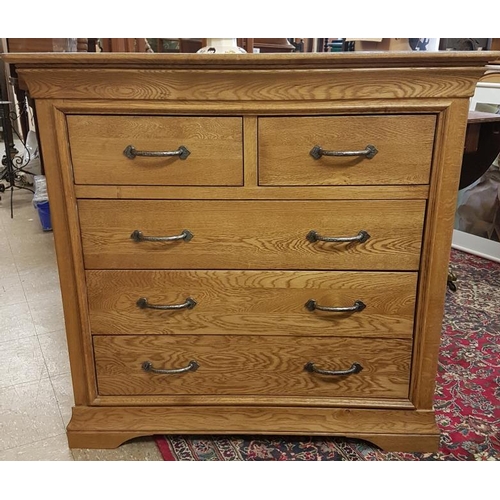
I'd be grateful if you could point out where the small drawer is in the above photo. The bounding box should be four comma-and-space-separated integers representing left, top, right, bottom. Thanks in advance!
87, 270, 417, 338
94, 335, 412, 399
67, 115, 243, 186
258, 115, 436, 186
79, 199, 425, 271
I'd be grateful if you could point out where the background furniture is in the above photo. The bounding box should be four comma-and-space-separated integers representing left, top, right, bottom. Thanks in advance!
452, 66, 500, 262
0, 97, 35, 216
461, 111, 500, 189
99, 39, 148, 53
6, 51, 495, 451
146, 39, 296, 54
0, 55, 35, 216
439, 38, 492, 51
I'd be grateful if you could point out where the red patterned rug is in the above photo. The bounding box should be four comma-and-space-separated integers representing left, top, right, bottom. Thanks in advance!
155, 249, 500, 460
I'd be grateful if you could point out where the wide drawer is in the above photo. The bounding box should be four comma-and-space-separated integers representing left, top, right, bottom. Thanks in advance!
67, 115, 243, 186
79, 200, 425, 270
258, 115, 436, 186
87, 270, 417, 338
94, 335, 412, 398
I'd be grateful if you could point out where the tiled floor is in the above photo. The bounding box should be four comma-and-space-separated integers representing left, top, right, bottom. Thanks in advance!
0, 187, 162, 461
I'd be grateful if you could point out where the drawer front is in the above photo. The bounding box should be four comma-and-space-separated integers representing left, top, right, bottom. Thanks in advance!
67, 115, 243, 186
87, 270, 417, 338
94, 335, 412, 398
258, 115, 436, 186
79, 200, 425, 270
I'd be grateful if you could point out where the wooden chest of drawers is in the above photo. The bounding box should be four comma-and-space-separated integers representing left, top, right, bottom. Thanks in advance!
6, 52, 496, 451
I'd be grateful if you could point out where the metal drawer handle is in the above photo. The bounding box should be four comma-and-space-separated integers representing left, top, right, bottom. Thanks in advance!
304, 361, 363, 376
310, 144, 378, 160
136, 297, 197, 310
124, 144, 191, 160
305, 299, 366, 313
142, 360, 199, 375
307, 230, 370, 244
131, 229, 193, 243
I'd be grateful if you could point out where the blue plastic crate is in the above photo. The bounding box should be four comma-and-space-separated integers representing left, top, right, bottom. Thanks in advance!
35, 201, 52, 231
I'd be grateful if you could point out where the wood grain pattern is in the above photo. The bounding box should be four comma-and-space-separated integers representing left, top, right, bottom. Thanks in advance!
4, 51, 498, 69
410, 100, 472, 409
11, 52, 491, 452
52, 97, 454, 115
67, 404, 438, 438
52, 108, 99, 404
79, 200, 425, 271
86, 270, 417, 338
259, 115, 436, 186
243, 116, 258, 186
68, 430, 437, 451
15, 67, 484, 101
67, 115, 243, 186
33, 102, 94, 405
93, 335, 411, 399
69, 405, 437, 435
67, 431, 152, 450
93, 394, 415, 409
74, 184, 430, 200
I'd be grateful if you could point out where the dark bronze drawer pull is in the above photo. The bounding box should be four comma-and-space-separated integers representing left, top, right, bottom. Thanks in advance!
307, 230, 370, 244
124, 144, 191, 160
310, 144, 378, 160
136, 297, 197, 310
142, 360, 199, 374
305, 299, 366, 313
304, 361, 363, 376
131, 229, 193, 243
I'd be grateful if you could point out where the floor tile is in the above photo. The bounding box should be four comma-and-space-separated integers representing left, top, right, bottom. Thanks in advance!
6, 216, 56, 266
0, 237, 18, 278
0, 433, 73, 461
0, 336, 48, 389
0, 301, 37, 342
28, 294, 65, 336
0, 192, 33, 211
9, 236, 57, 271
2, 207, 43, 235
0, 191, 37, 225
72, 436, 163, 461
50, 373, 74, 428
0, 378, 65, 451
0, 274, 26, 307
19, 265, 62, 304
38, 329, 71, 377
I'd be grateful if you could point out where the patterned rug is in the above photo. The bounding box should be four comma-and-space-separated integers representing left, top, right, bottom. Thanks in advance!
155, 249, 500, 460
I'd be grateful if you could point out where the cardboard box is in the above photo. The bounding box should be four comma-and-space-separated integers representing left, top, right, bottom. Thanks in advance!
346, 38, 411, 51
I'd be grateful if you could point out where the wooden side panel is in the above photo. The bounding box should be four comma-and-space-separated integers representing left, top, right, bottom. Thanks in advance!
86, 270, 417, 338
93, 335, 412, 399
33, 101, 93, 405
79, 200, 426, 271
259, 115, 436, 186
410, 99, 472, 409
67, 115, 243, 186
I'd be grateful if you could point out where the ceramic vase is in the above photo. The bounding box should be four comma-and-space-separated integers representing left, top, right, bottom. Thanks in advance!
197, 38, 246, 54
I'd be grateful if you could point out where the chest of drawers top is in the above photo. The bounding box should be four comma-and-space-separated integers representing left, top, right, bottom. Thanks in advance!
9, 51, 493, 100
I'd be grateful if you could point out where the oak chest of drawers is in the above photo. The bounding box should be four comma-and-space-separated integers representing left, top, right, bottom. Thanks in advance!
7, 52, 496, 451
